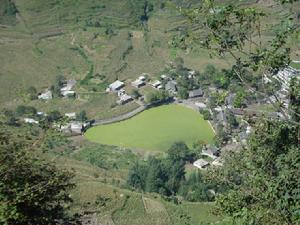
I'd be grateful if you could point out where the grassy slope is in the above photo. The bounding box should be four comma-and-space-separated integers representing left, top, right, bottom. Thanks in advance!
50, 142, 219, 225
85, 104, 215, 152
0, 0, 231, 119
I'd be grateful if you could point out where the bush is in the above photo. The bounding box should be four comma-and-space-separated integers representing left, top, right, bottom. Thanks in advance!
145, 90, 170, 104
15, 105, 37, 116
200, 109, 212, 120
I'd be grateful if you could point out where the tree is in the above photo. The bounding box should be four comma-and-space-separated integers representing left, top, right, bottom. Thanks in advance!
178, 87, 189, 99
3, 0, 17, 16
15, 105, 37, 116
209, 119, 300, 224
131, 89, 141, 100
26, 86, 37, 100
0, 125, 75, 225
233, 91, 247, 108
225, 110, 238, 128
289, 77, 300, 122
47, 110, 62, 122
180, 0, 300, 121
145, 90, 170, 104
127, 161, 148, 190
76, 110, 87, 122
145, 158, 167, 194
200, 109, 212, 120
167, 142, 190, 162
165, 159, 185, 195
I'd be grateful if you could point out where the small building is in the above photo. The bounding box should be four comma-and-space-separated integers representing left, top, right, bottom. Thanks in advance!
225, 94, 236, 108
38, 90, 52, 100
138, 75, 146, 81
24, 118, 39, 124
202, 145, 219, 159
108, 80, 124, 92
70, 122, 84, 134
160, 74, 169, 80
61, 90, 75, 98
195, 102, 207, 109
61, 79, 76, 92
60, 79, 76, 97
189, 89, 203, 98
132, 79, 145, 88
117, 94, 133, 105
213, 106, 223, 112
37, 111, 44, 116
151, 80, 162, 88
117, 89, 126, 97
65, 112, 76, 119
165, 80, 177, 93
193, 159, 210, 169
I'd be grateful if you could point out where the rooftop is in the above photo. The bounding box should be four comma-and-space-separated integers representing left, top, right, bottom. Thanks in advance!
189, 89, 203, 98
193, 159, 210, 169
109, 80, 124, 91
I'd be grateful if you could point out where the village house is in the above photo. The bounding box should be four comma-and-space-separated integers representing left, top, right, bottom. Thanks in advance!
151, 80, 162, 89
215, 110, 227, 127
131, 76, 146, 88
225, 93, 236, 109
61, 79, 76, 97
37, 111, 45, 116
65, 112, 76, 120
165, 80, 177, 93
107, 80, 124, 92
117, 94, 133, 105
195, 102, 207, 109
193, 159, 210, 170
38, 90, 52, 100
160, 74, 169, 80
201, 145, 220, 159
189, 89, 203, 98
24, 118, 39, 124
70, 122, 84, 134
138, 75, 146, 81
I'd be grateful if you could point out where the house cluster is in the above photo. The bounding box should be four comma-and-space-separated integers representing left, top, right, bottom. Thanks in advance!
23, 110, 89, 135
268, 66, 300, 112
193, 144, 223, 170
38, 79, 76, 100
55, 112, 90, 135
106, 80, 133, 105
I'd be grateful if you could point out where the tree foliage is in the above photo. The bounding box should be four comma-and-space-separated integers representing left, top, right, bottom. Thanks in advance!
207, 119, 300, 224
0, 124, 75, 225
180, 0, 300, 120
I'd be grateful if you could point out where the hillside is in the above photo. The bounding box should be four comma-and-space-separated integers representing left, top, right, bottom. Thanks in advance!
1, 1, 299, 225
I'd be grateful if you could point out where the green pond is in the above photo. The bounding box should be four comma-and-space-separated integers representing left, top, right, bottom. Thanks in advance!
85, 104, 215, 151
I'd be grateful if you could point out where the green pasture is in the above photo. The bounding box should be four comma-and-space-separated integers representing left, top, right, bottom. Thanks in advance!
85, 105, 215, 152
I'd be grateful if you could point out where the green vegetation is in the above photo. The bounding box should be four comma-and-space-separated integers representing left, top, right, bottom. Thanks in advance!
145, 90, 170, 104
85, 105, 215, 151
0, 125, 75, 224
127, 141, 222, 200
1, 0, 300, 224
210, 119, 300, 225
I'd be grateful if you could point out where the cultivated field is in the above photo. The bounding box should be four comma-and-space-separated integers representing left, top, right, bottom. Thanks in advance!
84, 104, 215, 151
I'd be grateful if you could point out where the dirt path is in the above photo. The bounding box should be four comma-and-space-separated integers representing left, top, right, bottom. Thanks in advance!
93, 104, 146, 126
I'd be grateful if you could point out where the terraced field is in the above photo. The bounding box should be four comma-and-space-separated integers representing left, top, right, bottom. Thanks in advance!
85, 104, 215, 151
